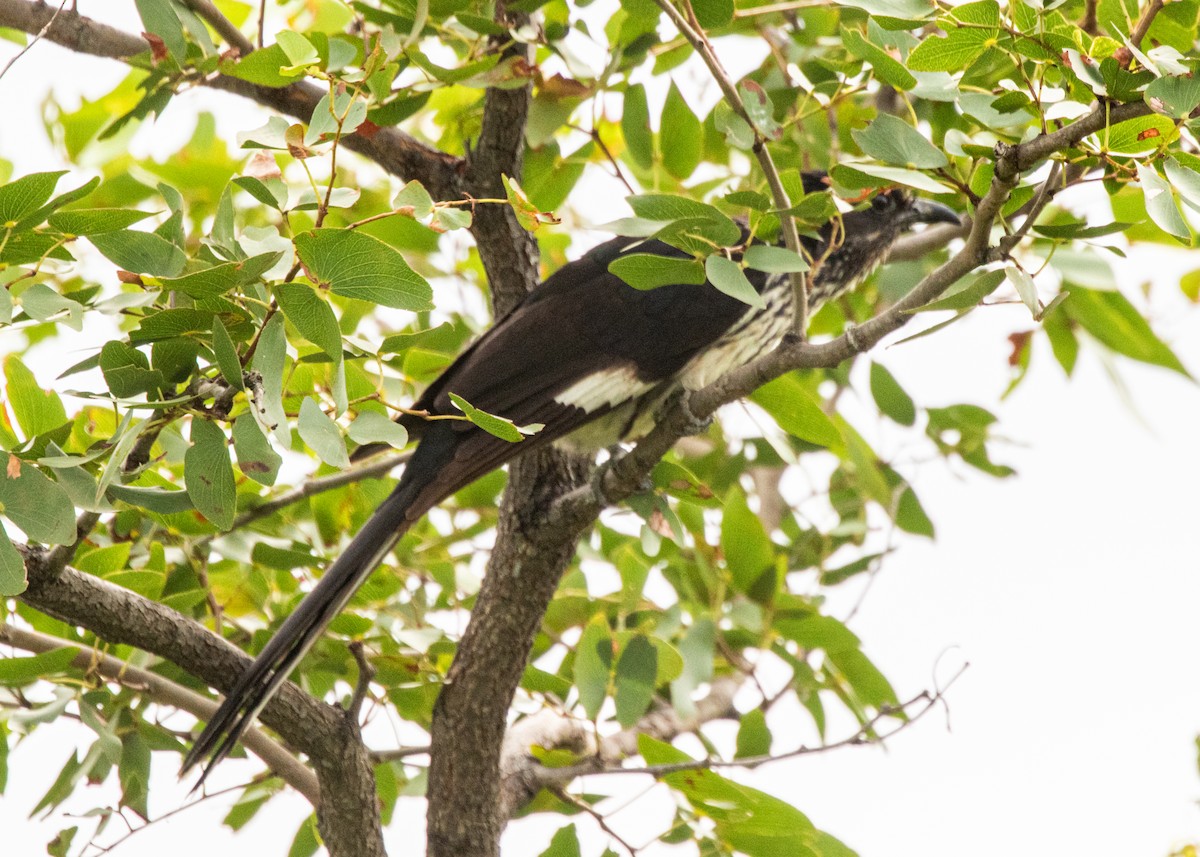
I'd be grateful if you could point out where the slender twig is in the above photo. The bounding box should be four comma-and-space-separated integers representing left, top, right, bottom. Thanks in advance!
554, 667, 966, 782
1129, 0, 1165, 47
0, 0, 66, 81
551, 788, 641, 857
178, 0, 253, 55
257, 0, 265, 49
652, 0, 811, 338
0, 623, 320, 802
370, 745, 432, 763
91, 779, 272, 853
345, 641, 375, 723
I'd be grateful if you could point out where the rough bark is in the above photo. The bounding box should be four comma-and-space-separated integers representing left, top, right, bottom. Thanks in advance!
19, 544, 385, 857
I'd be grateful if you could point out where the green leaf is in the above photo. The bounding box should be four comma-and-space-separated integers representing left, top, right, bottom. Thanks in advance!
0, 646, 79, 686
907, 1, 998, 71
0, 460, 75, 544
1033, 221, 1133, 240
212, 317, 244, 391
691, 0, 734, 27
1163, 157, 1200, 215
0, 535, 26, 596
735, 708, 772, 759
294, 229, 433, 310
869, 362, 916, 426
298, 397, 350, 468
744, 245, 809, 274
135, 0, 187, 61
185, 418, 237, 530
852, 113, 947, 169
627, 194, 742, 245
539, 824, 582, 857
613, 634, 658, 727
827, 647, 898, 709
502, 174, 543, 231
98, 342, 163, 398
159, 253, 282, 298
1103, 114, 1178, 155
252, 311, 290, 446
608, 253, 707, 290
1064, 285, 1190, 376
622, 84, 653, 169
346, 411, 408, 450
276, 282, 343, 360
738, 81, 782, 141
107, 483, 194, 514
448, 393, 532, 443
1146, 75, 1200, 119
4, 354, 67, 438
47, 208, 153, 235
130, 308, 216, 344
1006, 267, 1040, 317
89, 229, 186, 277
0, 170, 65, 225
721, 487, 776, 601
750, 373, 841, 448
232, 415, 281, 486
838, 0, 934, 19
1137, 163, 1190, 241
224, 44, 298, 88
288, 814, 321, 857
842, 28, 916, 90
661, 82, 702, 180
574, 614, 613, 720
831, 162, 949, 194
75, 543, 132, 576
705, 255, 764, 309
907, 269, 1004, 312
393, 180, 434, 219
118, 730, 151, 820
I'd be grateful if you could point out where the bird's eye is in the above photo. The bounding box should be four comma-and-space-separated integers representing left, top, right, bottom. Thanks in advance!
871, 191, 899, 211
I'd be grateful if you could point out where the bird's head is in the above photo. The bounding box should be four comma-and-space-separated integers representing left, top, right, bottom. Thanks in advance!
808, 187, 960, 304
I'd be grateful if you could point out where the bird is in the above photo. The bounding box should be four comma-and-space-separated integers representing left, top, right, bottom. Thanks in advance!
182, 177, 959, 780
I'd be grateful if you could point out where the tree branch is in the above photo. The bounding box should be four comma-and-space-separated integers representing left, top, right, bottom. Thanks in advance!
498, 676, 741, 817
0, 0, 463, 199
0, 622, 320, 802
16, 540, 385, 856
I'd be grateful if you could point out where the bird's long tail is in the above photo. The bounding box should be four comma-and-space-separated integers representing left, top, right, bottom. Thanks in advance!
182, 427, 457, 784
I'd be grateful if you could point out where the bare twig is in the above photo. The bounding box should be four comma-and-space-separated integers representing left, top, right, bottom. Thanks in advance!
562, 666, 966, 781
1129, 0, 1165, 47
0, 0, 65, 82
345, 641, 375, 724
178, 0, 253, 55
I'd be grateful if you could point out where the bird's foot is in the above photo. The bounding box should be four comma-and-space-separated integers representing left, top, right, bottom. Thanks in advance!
590, 452, 653, 508
844, 323, 865, 353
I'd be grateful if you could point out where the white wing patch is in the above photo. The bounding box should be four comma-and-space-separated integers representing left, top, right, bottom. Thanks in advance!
555, 365, 655, 414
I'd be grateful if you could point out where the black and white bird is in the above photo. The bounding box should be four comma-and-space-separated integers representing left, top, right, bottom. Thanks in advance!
182, 178, 959, 779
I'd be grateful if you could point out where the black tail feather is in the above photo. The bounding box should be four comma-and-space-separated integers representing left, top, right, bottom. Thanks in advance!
182, 426, 461, 785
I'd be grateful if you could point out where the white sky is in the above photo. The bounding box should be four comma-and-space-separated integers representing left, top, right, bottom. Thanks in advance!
2, 4, 1199, 857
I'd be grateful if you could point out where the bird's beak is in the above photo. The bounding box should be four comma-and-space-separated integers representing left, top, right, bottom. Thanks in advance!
910, 198, 961, 227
